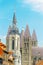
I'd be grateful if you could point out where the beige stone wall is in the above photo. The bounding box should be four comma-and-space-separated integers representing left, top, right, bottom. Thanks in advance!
22, 37, 32, 65
3, 61, 14, 65
6, 34, 20, 52
6, 34, 20, 65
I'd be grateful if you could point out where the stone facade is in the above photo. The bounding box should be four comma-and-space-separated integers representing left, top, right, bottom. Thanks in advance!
6, 13, 21, 65
21, 25, 32, 65
20, 24, 38, 65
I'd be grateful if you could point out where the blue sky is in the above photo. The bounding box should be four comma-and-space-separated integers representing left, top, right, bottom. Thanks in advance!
0, 0, 43, 46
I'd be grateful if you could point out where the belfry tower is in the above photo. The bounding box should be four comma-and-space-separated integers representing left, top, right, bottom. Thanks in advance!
6, 13, 21, 65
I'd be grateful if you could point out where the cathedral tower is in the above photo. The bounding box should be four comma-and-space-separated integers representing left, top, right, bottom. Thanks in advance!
6, 13, 21, 65
21, 25, 32, 65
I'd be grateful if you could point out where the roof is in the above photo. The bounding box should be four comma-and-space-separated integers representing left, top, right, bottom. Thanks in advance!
36, 60, 43, 65
32, 47, 43, 57
0, 42, 6, 50
7, 13, 19, 35
9, 27, 19, 35
0, 47, 4, 56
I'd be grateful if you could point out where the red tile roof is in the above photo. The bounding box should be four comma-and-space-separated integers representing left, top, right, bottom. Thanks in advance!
0, 42, 6, 50
36, 60, 43, 65
0, 47, 4, 56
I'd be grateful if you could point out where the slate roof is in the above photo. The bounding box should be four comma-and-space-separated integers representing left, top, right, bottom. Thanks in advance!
8, 13, 19, 35
32, 47, 43, 57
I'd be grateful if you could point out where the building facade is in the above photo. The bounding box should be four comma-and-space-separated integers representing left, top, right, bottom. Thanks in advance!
6, 13, 21, 65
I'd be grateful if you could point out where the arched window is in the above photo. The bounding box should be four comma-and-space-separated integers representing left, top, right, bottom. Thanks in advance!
12, 37, 15, 50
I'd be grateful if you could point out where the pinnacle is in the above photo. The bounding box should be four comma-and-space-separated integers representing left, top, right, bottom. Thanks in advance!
32, 30, 37, 41
24, 24, 31, 38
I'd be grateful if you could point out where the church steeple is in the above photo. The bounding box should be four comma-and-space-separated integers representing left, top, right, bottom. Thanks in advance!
13, 13, 17, 25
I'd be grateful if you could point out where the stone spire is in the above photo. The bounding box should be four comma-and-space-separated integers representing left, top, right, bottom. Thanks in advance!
32, 30, 37, 41
13, 13, 17, 25
24, 24, 31, 38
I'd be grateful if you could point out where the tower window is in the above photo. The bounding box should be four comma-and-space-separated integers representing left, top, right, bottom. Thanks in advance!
24, 43, 26, 48
12, 39, 14, 50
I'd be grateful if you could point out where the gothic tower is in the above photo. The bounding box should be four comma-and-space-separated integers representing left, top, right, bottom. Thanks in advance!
21, 25, 32, 65
6, 13, 21, 65
32, 30, 38, 47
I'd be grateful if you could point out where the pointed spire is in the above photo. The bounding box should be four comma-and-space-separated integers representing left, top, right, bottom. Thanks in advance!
13, 13, 17, 25
32, 30, 37, 41
24, 24, 31, 38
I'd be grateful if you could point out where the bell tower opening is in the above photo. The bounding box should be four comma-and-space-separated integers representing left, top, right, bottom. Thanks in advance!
12, 37, 15, 50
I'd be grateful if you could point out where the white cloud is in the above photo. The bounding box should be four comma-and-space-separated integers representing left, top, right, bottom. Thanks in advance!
21, 0, 43, 13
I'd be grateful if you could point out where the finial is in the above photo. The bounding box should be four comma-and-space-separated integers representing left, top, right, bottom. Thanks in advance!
13, 13, 17, 25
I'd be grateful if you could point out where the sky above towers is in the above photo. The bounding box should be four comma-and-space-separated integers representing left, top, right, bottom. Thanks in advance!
0, 0, 43, 46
